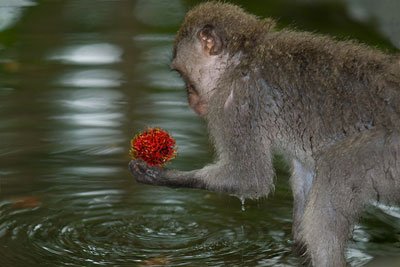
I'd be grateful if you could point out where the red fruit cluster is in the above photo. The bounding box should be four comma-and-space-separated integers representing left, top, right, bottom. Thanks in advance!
130, 127, 177, 166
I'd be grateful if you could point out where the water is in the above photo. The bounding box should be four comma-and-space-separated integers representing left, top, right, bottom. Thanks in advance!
0, 0, 399, 266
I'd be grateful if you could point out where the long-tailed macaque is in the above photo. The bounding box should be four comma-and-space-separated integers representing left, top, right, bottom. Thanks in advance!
129, 2, 400, 266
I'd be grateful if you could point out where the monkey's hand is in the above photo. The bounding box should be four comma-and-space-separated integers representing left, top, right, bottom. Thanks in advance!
129, 160, 165, 186
129, 159, 273, 198
129, 160, 206, 189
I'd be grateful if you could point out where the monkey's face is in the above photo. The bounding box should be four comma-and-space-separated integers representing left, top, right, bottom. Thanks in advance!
171, 25, 231, 116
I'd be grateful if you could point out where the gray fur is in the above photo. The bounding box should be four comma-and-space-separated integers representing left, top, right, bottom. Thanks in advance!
130, 2, 400, 266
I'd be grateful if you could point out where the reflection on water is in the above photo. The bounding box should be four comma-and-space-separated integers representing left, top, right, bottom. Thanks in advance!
0, 0, 36, 31
0, 187, 296, 266
58, 69, 122, 88
0, 0, 399, 266
49, 43, 123, 65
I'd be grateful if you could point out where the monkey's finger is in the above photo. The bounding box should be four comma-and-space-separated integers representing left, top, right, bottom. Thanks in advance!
129, 160, 164, 185
129, 160, 145, 175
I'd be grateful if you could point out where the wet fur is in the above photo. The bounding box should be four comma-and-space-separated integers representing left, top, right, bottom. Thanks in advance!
131, 2, 400, 266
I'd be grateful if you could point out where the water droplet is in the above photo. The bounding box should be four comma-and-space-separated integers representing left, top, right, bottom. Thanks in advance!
240, 197, 245, 212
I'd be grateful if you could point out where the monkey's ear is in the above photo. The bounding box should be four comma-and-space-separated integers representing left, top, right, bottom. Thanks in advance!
198, 25, 223, 56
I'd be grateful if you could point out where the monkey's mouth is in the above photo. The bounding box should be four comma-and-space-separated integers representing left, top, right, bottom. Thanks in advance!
186, 82, 207, 116
183, 77, 199, 99
171, 67, 207, 115
186, 83, 197, 95
186, 83, 199, 104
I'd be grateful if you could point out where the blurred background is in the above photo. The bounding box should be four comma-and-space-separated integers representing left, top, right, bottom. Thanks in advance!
0, 0, 399, 266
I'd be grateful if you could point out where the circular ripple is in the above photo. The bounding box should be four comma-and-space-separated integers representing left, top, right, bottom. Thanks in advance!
0, 192, 296, 266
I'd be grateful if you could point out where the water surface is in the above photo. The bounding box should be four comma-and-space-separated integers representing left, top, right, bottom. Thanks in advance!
0, 0, 399, 266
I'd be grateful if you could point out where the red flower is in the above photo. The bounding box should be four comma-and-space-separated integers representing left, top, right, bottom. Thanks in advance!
130, 127, 177, 166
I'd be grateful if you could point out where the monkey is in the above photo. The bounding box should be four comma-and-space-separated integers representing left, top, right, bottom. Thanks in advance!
129, 2, 400, 266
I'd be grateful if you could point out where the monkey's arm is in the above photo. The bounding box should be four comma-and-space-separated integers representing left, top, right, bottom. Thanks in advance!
129, 160, 239, 195
130, 149, 275, 198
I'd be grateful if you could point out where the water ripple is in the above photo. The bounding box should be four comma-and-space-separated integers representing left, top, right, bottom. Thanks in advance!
0, 192, 297, 266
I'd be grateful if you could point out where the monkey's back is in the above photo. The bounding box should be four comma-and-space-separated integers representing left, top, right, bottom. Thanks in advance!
252, 30, 400, 151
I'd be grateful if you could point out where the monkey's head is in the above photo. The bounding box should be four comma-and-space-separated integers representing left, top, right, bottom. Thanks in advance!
171, 2, 275, 116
